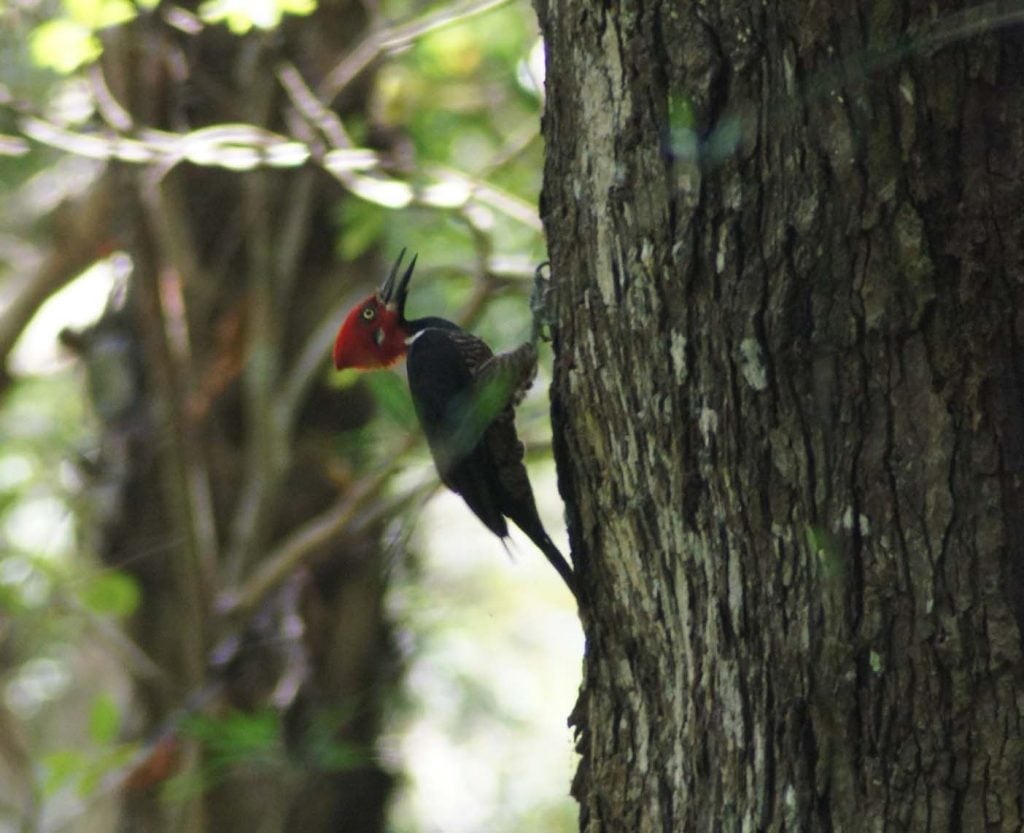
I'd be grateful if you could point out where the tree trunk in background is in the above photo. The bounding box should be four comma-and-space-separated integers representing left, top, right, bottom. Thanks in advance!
72, 4, 395, 832
537, 1, 1024, 829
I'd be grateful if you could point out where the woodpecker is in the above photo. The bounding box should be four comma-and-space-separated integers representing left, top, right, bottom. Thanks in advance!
333, 250, 576, 596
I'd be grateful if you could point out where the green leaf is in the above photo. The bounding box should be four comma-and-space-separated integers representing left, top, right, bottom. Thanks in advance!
278, 0, 315, 14
29, 20, 102, 74
76, 762, 105, 797
65, 0, 137, 28
421, 26, 482, 76
88, 692, 120, 744
366, 371, 417, 430
199, 0, 261, 33
41, 749, 87, 796
199, 0, 316, 34
182, 709, 280, 766
161, 768, 207, 803
80, 571, 140, 616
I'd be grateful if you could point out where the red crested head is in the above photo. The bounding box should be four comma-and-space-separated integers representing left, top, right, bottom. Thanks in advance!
332, 295, 407, 369
333, 249, 418, 370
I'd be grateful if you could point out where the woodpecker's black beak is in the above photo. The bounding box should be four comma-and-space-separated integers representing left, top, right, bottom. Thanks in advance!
380, 248, 417, 317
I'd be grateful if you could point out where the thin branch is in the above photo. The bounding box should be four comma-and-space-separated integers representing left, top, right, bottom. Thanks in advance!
319, 0, 515, 102
383, 0, 516, 50
315, 32, 382, 107
6, 109, 543, 229
88, 63, 133, 133
478, 121, 541, 178
58, 592, 167, 683
462, 176, 544, 232
223, 434, 419, 621
276, 62, 353, 150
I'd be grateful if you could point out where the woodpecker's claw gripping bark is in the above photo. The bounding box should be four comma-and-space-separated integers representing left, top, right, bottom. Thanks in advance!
530, 262, 555, 344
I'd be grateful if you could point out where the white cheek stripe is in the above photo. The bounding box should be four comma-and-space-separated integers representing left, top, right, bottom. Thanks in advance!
374, 328, 385, 345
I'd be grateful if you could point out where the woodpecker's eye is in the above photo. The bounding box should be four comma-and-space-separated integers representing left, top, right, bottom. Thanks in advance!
361, 306, 376, 321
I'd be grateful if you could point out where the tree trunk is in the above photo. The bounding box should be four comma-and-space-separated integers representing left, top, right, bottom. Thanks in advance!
537, 1, 1024, 830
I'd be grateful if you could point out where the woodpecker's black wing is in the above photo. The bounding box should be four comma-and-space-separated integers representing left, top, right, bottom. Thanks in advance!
474, 342, 537, 406
475, 356, 577, 594
406, 326, 507, 538
405, 325, 576, 594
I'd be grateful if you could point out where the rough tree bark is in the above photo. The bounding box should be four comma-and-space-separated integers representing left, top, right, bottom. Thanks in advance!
537, 1, 1024, 830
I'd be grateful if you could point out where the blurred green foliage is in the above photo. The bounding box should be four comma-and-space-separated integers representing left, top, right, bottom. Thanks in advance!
80, 570, 141, 617
0, 0, 574, 830
42, 741, 136, 797
28, 0, 314, 73
182, 710, 282, 777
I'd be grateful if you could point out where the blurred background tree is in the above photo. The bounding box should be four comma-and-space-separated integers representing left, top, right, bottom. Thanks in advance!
0, 1, 578, 831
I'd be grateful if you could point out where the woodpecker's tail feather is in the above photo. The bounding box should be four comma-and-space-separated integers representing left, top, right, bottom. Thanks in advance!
528, 528, 577, 599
